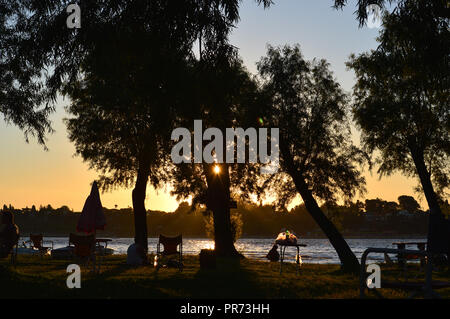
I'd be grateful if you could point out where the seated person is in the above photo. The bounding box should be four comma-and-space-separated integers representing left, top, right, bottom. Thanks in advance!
0, 211, 20, 258
266, 244, 280, 262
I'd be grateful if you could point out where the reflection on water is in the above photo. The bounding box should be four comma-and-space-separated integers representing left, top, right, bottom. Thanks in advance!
23, 237, 425, 264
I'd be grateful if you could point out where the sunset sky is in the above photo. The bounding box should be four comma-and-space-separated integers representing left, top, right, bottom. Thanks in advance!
0, 0, 423, 212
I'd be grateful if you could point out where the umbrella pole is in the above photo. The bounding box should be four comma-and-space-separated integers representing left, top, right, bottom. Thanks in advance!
94, 229, 97, 273
92, 227, 97, 273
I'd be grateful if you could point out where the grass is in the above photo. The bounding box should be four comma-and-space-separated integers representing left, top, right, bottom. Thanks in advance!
1, 254, 449, 299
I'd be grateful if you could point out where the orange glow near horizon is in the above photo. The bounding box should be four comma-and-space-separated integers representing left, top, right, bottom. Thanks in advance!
0, 111, 427, 213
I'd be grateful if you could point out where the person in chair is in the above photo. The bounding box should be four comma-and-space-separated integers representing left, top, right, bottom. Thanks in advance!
266, 244, 280, 262
0, 211, 20, 258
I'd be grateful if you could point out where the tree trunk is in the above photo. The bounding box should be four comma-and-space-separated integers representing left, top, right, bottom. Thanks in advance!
278, 139, 359, 273
409, 146, 444, 254
290, 172, 360, 273
132, 157, 151, 262
409, 147, 443, 217
204, 163, 241, 258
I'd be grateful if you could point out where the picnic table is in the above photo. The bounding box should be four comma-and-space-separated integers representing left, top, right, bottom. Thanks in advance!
277, 242, 307, 275
96, 238, 112, 254
96, 238, 112, 247
392, 241, 427, 268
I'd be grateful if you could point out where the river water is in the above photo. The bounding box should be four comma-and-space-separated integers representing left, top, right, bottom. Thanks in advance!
25, 237, 426, 264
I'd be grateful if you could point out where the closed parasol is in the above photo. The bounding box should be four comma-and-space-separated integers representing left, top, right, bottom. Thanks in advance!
77, 181, 106, 233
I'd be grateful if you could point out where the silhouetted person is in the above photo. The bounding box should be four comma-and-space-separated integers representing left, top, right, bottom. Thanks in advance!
266, 244, 279, 262
0, 211, 20, 258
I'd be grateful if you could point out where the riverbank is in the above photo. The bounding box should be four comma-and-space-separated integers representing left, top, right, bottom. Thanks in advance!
1, 255, 448, 299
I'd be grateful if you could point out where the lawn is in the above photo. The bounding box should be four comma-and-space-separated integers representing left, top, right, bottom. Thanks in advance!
1, 254, 449, 299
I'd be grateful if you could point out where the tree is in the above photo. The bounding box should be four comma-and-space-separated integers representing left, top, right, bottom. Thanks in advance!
167, 1, 273, 258
365, 198, 399, 216
256, 44, 366, 273
62, 0, 272, 259
169, 56, 264, 257
3, 0, 273, 260
365, 199, 385, 215
384, 201, 399, 215
333, 0, 447, 27
398, 195, 421, 213
1, 0, 201, 259
56, 205, 72, 215
347, 0, 449, 220
64, 2, 203, 259
0, 1, 54, 146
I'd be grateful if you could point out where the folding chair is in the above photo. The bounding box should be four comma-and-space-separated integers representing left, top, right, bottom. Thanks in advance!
26, 234, 53, 258
69, 233, 100, 273
156, 234, 183, 271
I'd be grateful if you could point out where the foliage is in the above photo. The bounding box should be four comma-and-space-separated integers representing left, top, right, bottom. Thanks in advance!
365, 198, 399, 215
347, 0, 449, 201
398, 195, 421, 213
168, 58, 263, 207
0, 1, 54, 146
2, 0, 273, 177
255, 44, 367, 208
1, 196, 430, 237
63, 8, 193, 190
333, 0, 447, 27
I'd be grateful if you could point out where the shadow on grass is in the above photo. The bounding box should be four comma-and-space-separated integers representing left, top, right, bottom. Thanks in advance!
185, 257, 265, 298
0, 263, 68, 298
4, 256, 447, 299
